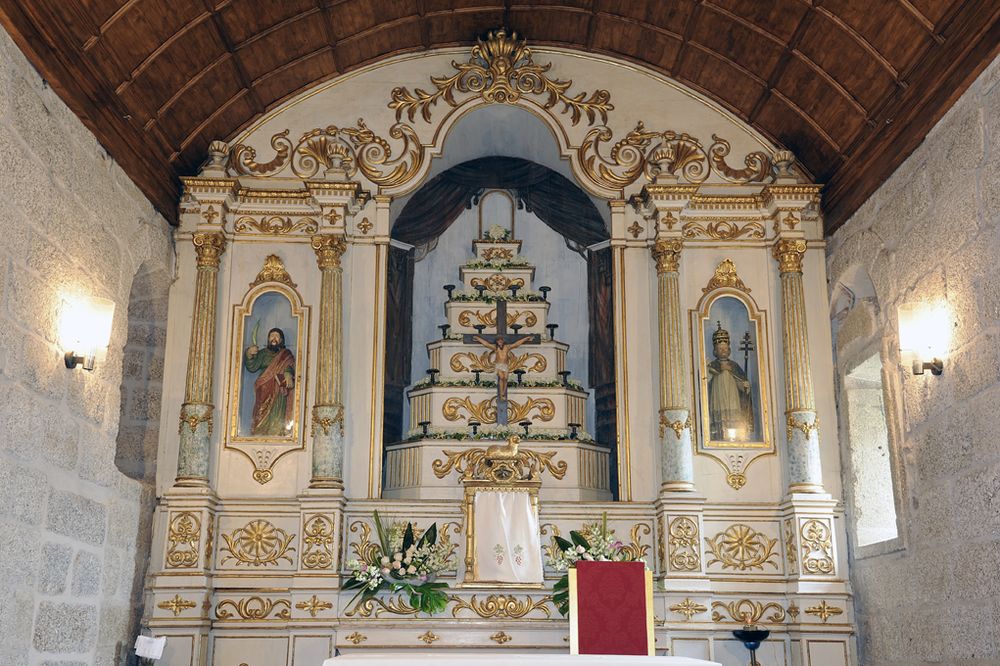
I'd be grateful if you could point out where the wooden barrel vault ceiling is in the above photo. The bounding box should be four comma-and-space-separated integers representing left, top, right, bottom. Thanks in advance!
1, 0, 998, 233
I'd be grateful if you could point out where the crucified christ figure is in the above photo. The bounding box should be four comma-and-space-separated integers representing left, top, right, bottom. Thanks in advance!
471, 335, 533, 403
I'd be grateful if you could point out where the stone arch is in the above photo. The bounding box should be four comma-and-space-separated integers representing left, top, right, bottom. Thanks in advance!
114, 256, 172, 662
829, 262, 906, 555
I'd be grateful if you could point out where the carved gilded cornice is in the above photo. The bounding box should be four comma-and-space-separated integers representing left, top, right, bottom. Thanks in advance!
249, 254, 297, 288
229, 121, 425, 188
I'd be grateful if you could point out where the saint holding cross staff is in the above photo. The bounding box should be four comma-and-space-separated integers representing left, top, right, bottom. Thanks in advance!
463, 299, 541, 426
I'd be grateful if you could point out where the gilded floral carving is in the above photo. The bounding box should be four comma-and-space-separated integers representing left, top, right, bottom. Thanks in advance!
220, 519, 296, 567
704, 524, 779, 571
389, 29, 612, 126
711, 599, 786, 624
450, 594, 552, 619
301, 515, 335, 570
166, 511, 201, 569
667, 516, 701, 572
799, 519, 835, 575
215, 596, 291, 620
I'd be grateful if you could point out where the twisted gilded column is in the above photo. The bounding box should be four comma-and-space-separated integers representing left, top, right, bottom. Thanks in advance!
175, 232, 226, 486
773, 239, 824, 493
310, 234, 348, 488
651, 239, 694, 492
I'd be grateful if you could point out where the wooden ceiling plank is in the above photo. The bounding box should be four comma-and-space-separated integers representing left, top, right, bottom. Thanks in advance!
823, 4, 1000, 231
203, 0, 266, 119
316, 0, 343, 72
113, 11, 215, 94
671, 0, 704, 75
0, 1, 180, 219
230, 6, 322, 49
747, 4, 812, 122
152, 52, 233, 120
813, 5, 900, 79
896, 0, 939, 35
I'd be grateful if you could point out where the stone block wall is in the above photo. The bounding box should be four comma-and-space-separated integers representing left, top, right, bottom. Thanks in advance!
0, 26, 173, 666
827, 55, 1000, 665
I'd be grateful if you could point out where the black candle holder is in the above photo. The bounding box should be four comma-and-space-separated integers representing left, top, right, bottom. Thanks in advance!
468, 420, 481, 436
439, 324, 450, 338
733, 625, 770, 666
427, 368, 439, 385
418, 421, 431, 436
509, 285, 520, 298
513, 369, 526, 385
568, 422, 580, 439
475, 284, 487, 298
473, 324, 486, 335
511, 323, 523, 334
519, 420, 531, 437
546, 323, 558, 340
539, 286, 551, 301
443, 284, 456, 300
473, 370, 482, 385
558, 370, 571, 386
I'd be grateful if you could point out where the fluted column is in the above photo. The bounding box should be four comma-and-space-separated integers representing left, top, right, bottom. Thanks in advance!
310, 234, 348, 488
651, 239, 695, 492
175, 232, 226, 486
773, 239, 824, 493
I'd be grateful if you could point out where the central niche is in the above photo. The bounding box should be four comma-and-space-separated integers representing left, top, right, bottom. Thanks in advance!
381, 156, 617, 499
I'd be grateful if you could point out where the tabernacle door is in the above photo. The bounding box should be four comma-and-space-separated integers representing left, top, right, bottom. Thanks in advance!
472, 489, 544, 583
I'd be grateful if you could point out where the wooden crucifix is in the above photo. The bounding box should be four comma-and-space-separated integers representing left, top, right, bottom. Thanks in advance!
463, 299, 541, 426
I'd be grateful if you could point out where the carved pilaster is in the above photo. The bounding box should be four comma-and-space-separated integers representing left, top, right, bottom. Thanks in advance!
772, 238, 823, 493
310, 234, 348, 488
651, 239, 694, 492
176, 232, 226, 486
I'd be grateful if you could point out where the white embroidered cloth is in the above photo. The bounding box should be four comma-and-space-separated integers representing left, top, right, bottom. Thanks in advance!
473, 490, 543, 583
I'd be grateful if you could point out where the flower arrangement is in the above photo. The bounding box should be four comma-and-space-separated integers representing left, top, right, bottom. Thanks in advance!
344, 511, 454, 615
485, 224, 511, 240
464, 257, 531, 270
411, 376, 586, 391
547, 513, 640, 616
449, 290, 545, 303
404, 425, 596, 443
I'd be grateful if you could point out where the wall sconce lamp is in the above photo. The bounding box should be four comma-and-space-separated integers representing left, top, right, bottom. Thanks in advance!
60, 296, 115, 371
897, 301, 950, 376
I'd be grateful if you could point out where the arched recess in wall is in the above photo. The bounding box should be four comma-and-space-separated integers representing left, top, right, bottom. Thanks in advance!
830, 264, 906, 553
114, 259, 171, 660
382, 104, 616, 494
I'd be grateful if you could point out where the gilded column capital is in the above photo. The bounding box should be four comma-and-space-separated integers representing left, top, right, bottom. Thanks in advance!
772, 238, 807, 274
192, 232, 226, 267
651, 239, 683, 274
311, 234, 348, 269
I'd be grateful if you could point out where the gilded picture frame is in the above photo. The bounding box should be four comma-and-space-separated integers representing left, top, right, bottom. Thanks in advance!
689, 264, 775, 489
225, 270, 310, 483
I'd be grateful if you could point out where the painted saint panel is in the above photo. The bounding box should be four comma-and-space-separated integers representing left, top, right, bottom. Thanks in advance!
695, 294, 771, 450
232, 289, 303, 442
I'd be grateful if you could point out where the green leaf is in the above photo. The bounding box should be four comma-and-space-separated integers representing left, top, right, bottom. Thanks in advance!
417, 523, 437, 549
554, 536, 575, 552
402, 522, 416, 553
373, 510, 391, 556
569, 531, 591, 550
553, 575, 569, 591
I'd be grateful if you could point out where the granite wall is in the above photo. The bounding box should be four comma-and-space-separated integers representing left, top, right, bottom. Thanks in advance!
827, 55, 1000, 665
0, 27, 173, 666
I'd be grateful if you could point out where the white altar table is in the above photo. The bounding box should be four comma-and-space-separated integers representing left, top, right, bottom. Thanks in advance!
326, 654, 720, 666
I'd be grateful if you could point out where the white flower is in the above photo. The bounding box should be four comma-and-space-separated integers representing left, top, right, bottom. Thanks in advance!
380, 556, 390, 565
407, 565, 417, 574
393, 552, 403, 562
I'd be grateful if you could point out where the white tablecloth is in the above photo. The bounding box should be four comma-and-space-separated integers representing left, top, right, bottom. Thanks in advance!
326, 654, 719, 665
